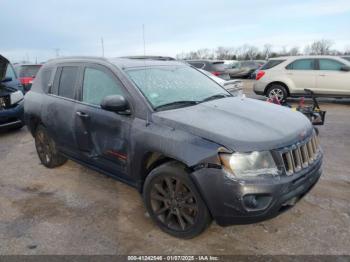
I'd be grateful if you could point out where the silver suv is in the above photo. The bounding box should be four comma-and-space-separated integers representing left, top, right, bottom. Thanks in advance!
253, 56, 350, 101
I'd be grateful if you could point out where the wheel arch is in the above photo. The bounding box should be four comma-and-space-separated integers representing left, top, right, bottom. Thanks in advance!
139, 152, 191, 193
27, 116, 43, 136
264, 81, 290, 96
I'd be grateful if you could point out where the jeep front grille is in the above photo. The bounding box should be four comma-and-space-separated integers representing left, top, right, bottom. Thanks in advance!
281, 133, 320, 176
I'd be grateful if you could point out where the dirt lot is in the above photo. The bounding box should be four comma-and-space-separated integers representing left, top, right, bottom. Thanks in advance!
0, 81, 349, 255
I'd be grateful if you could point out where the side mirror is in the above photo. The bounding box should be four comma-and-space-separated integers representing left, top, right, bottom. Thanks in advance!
340, 65, 350, 72
100, 95, 131, 115
1, 76, 12, 82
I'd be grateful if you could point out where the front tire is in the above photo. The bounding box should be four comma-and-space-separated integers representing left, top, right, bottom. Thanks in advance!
143, 161, 212, 239
266, 84, 288, 102
34, 125, 67, 168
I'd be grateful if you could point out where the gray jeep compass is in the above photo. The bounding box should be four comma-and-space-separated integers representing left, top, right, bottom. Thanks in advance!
24, 57, 323, 238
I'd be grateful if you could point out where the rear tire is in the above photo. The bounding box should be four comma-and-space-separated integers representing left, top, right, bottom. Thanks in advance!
266, 84, 288, 102
143, 161, 212, 239
34, 125, 67, 168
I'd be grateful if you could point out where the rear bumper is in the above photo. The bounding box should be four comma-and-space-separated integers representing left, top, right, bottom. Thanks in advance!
191, 154, 322, 226
0, 101, 24, 129
253, 81, 267, 95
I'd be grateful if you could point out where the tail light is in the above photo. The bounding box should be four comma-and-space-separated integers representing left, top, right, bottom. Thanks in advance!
211, 71, 221, 76
256, 70, 265, 80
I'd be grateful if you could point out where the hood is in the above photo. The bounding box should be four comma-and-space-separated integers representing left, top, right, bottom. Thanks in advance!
152, 97, 313, 152
0, 55, 9, 81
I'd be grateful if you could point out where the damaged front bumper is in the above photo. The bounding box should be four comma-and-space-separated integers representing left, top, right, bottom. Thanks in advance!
0, 100, 24, 129
191, 154, 322, 226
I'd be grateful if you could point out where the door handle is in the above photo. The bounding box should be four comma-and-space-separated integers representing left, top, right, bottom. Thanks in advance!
319, 74, 326, 77
76, 111, 90, 118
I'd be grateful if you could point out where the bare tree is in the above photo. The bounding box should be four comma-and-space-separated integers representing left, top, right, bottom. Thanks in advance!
303, 45, 312, 55
288, 46, 300, 56
262, 44, 273, 59
345, 45, 350, 55
310, 39, 333, 55
246, 45, 260, 60
176, 39, 346, 61
216, 46, 234, 60
196, 48, 214, 59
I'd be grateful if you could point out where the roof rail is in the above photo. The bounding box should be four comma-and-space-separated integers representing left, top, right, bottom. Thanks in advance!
120, 55, 176, 61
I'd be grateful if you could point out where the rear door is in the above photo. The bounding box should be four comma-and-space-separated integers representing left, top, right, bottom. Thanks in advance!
285, 59, 317, 93
316, 58, 350, 96
74, 64, 133, 179
43, 64, 82, 156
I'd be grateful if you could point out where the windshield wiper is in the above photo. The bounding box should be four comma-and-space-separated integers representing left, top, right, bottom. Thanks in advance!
154, 100, 199, 111
200, 93, 231, 103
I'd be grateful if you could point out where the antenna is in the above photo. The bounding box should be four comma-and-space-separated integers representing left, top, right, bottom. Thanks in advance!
101, 37, 105, 57
142, 24, 151, 127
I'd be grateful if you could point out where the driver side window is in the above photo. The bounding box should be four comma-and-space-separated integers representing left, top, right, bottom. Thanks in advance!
82, 67, 124, 106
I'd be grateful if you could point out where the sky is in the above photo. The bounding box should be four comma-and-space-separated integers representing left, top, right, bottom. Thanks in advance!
1, 0, 350, 62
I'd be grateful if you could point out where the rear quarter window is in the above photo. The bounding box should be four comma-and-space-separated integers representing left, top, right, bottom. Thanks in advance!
40, 68, 53, 93
52, 66, 79, 99
261, 60, 285, 70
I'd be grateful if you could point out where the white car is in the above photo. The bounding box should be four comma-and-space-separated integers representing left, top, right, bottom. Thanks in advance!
253, 56, 350, 101
199, 69, 243, 96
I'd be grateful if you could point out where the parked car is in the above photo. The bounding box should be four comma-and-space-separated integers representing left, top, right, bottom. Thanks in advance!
186, 60, 230, 80
254, 56, 350, 101
25, 57, 323, 238
342, 56, 350, 62
14, 64, 42, 92
227, 60, 266, 79
198, 69, 243, 96
0, 55, 24, 130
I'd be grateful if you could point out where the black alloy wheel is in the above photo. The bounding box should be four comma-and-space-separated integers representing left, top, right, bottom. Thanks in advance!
35, 125, 67, 168
144, 162, 211, 238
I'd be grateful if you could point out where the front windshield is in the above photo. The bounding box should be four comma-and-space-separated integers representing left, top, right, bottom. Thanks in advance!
125, 66, 230, 109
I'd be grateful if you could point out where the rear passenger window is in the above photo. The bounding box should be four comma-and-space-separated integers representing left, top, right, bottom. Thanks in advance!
58, 67, 79, 99
82, 67, 124, 106
286, 59, 315, 70
319, 59, 344, 71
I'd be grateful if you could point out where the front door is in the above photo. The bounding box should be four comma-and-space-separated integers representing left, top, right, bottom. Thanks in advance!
316, 58, 350, 96
75, 64, 132, 179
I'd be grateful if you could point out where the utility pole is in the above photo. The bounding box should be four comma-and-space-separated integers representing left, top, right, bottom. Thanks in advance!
142, 24, 146, 57
101, 37, 105, 57
54, 48, 60, 57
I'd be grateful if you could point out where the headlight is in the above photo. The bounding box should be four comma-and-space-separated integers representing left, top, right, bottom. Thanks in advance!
10, 91, 24, 105
219, 151, 279, 178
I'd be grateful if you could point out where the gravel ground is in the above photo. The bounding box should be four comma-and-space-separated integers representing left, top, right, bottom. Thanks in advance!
0, 81, 349, 255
